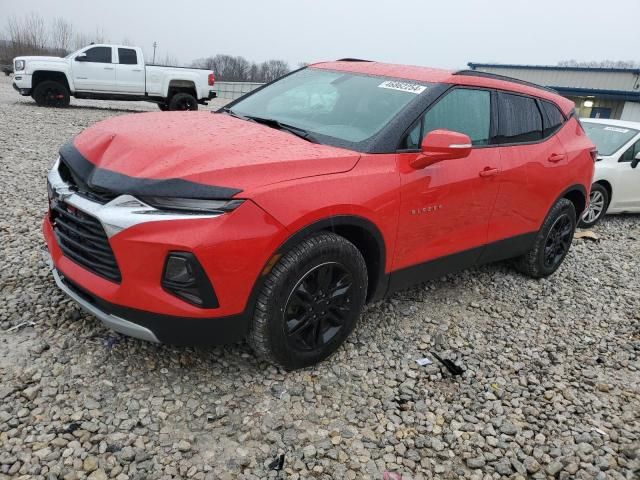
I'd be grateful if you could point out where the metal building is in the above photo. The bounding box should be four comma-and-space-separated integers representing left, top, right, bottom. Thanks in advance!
468, 63, 640, 121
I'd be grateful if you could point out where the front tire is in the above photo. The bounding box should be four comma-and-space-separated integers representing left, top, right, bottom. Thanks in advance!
515, 198, 576, 278
168, 92, 198, 111
157, 102, 169, 111
33, 80, 70, 108
248, 233, 368, 370
579, 183, 608, 228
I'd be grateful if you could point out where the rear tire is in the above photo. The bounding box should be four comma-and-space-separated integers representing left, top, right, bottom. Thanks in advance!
579, 183, 608, 228
515, 198, 576, 278
168, 92, 198, 111
33, 80, 70, 108
247, 233, 368, 370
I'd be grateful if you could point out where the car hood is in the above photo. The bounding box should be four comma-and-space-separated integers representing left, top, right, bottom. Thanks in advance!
67, 111, 361, 198
16, 55, 65, 63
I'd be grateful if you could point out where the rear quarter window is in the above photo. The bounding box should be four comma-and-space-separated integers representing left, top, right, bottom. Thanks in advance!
494, 92, 542, 144
540, 100, 564, 137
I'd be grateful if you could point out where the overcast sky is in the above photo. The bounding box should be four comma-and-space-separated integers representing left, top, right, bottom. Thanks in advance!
3, 0, 639, 68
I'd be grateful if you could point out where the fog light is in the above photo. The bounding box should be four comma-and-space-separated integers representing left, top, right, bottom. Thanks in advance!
162, 252, 218, 308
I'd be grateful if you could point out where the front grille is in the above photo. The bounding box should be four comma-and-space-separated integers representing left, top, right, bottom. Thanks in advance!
58, 158, 117, 204
51, 201, 121, 282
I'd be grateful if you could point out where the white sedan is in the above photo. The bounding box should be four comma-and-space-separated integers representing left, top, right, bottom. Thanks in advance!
580, 118, 640, 227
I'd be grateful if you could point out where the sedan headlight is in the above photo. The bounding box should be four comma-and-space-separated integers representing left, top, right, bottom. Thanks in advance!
140, 197, 244, 214
14, 60, 25, 71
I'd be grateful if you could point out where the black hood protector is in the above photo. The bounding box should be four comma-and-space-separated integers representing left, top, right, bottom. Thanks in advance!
58, 143, 242, 200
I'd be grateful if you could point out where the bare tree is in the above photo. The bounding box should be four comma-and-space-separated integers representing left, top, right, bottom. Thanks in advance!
558, 59, 640, 69
258, 59, 289, 82
154, 53, 179, 66
50, 17, 74, 55
192, 55, 290, 82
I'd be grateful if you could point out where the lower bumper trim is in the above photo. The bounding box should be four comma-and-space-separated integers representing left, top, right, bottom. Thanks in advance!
52, 268, 160, 343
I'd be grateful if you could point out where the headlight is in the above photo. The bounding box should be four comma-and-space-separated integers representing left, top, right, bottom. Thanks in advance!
14, 60, 25, 71
140, 197, 244, 214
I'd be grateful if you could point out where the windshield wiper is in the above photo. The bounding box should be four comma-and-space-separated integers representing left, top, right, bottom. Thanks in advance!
244, 115, 318, 143
220, 107, 249, 121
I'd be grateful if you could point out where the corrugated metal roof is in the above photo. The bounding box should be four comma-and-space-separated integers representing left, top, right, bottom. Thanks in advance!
468, 63, 640, 94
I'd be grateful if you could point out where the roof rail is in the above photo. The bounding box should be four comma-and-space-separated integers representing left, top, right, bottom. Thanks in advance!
453, 69, 559, 94
336, 58, 373, 62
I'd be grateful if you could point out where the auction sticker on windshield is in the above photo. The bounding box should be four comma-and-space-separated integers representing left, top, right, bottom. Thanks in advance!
604, 127, 630, 133
378, 80, 427, 94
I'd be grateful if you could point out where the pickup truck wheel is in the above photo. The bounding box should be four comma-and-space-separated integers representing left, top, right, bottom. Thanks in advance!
157, 102, 169, 111
514, 198, 576, 278
168, 93, 198, 111
33, 80, 70, 108
247, 233, 368, 370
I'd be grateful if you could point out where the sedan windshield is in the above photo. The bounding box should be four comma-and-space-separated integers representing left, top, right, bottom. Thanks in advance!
582, 122, 639, 156
229, 68, 428, 144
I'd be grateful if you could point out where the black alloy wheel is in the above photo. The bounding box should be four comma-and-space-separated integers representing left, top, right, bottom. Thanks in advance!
284, 262, 354, 351
33, 80, 70, 107
543, 213, 573, 270
168, 92, 198, 111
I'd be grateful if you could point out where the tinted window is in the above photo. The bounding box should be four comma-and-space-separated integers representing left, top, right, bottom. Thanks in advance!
540, 100, 564, 137
83, 47, 112, 63
495, 93, 542, 144
422, 88, 491, 145
400, 122, 422, 150
118, 48, 137, 65
620, 138, 640, 162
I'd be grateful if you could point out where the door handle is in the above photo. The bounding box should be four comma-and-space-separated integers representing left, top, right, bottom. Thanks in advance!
132, 69, 142, 72
548, 153, 566, 163
479, 167, 500, 177
104, 66, 114, 70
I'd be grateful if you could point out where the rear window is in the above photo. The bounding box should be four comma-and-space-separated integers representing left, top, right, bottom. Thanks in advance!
582, 123, 639, 156
118, 48, 137, 65
495, 92, 542, 144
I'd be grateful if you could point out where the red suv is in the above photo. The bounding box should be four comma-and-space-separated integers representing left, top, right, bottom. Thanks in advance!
44, 60, 595, 369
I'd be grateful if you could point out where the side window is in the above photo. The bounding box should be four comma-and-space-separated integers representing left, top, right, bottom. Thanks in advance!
118, 48, 137, 65
422, 88, 491, 146
495, 92, 543, 144
399, 122, 422, 150
83, 47, 112, 63
540, 100, 564, 137
620, 138, 640, 162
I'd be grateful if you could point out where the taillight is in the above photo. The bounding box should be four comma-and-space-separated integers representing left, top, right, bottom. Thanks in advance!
208, 72, 215, 86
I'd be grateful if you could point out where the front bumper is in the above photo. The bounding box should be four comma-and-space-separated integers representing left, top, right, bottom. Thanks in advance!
51, 265, 159, 343
43, 157, 289, 345
12, 81, 31, 96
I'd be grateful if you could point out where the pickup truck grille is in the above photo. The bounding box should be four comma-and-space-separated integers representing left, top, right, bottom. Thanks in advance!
51, 201, 121, 282
58, 157, 118, 204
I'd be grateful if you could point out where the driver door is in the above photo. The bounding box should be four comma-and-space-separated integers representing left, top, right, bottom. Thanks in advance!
615, 137, 640, 209
72, 46, 116, 92
392, 88, 502, 284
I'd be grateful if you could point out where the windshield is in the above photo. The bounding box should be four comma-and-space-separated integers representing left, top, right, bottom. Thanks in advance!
229, 68, 428, 144
582, 122, 639, 156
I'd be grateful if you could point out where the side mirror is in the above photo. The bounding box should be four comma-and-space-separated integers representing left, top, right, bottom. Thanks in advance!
631, 152, 640, 169
410, 129, 473, 170
75, 53, 87, 62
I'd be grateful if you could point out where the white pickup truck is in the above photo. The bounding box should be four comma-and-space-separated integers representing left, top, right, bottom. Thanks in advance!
12, 44, 216, 110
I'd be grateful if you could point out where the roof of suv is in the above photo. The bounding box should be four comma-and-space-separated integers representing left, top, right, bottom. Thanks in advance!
580, 118, 640, 130
311, 60, 575, 114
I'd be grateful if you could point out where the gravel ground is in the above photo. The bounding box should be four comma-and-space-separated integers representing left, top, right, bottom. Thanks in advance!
0, 73, 639, 480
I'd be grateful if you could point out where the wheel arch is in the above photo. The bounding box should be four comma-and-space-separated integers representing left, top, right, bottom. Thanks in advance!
560, 184, 587, 220
269, 216, 388, 303
593, 179, 612, 203
32, 70, 71, 92
167, 79, 196, 99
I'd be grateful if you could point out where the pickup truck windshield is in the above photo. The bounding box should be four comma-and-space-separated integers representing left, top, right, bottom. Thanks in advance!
230, 68, 428, 144
583, 122, 639, 156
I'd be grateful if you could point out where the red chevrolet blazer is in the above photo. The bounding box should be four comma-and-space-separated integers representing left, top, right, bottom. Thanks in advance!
44, 60, 595, 369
